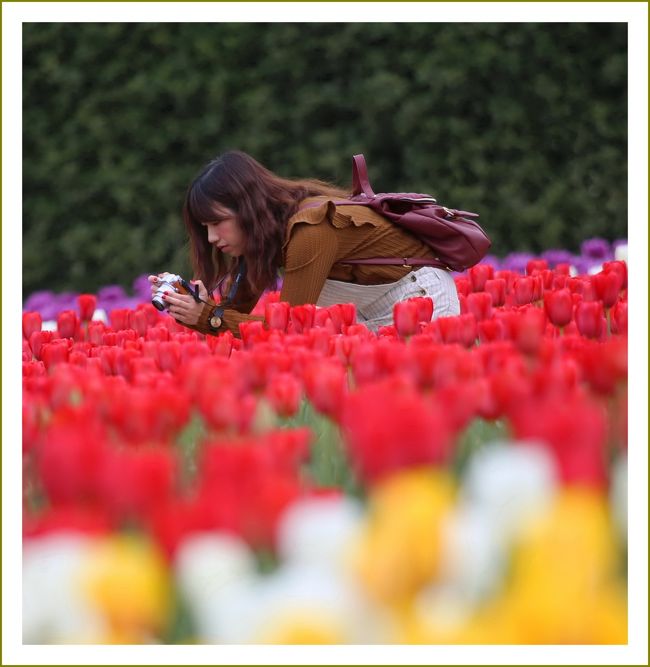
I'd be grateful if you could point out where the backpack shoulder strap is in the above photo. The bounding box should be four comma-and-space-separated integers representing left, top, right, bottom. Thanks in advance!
351, 154, 376, 198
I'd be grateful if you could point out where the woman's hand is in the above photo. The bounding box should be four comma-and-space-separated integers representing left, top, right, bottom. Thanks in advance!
148, 276, 210, 326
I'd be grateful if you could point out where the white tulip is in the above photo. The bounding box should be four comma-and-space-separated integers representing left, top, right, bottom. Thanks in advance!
462, 441, 558, 542
277, 495, 364, 570
438, 503, 507, 602
23, 534, 106, 643
614, 244, 628, 262
173, 531, 256, 641
252, 563, 391, 644
588, 263, 604, 275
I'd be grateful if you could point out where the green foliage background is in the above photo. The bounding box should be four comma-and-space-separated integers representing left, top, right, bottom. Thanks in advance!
23, 23, 627, 294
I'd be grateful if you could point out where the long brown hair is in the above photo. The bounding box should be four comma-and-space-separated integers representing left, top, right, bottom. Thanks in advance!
183, 150, 350, 297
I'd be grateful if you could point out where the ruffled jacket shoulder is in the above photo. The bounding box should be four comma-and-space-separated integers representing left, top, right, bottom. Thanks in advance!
284, 196, 386, 249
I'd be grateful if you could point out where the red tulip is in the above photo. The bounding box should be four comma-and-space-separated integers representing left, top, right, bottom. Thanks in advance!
543, 288, 573, 328
145, 325, 170, 342
109, 308, 131, 331
23, 311, 42, 340
265, 301, 291, 331
579, 338, 627, 396
526, 259, 548, 275
303, 360, 347, 419
555, 262, 572, 275
56, 310, 79, 339
330, 334, 362, 365
131, 309, 149, 337
350, 343, 383, 386
484, 278, 506, 307
513, 277, 535, 305
411, 297, 434, 323
328, 305, 348, 333
437, 315, 462, 345
290, 304, 316, 333
592, 270, 623, 309
602, 260, 627, 289
40, 340, 70, 370
575, 301, 604, 339
265, 373, 302, 418
494, 270, 518, 294
99, 447, 177, 520
341, 381, 453, 483
532, 274, 544, 302
338, 303, 357, 328
468, 263, 494, 292
239, 320, 269, 347
511, 307, 547, 356
393, 300, 420, 338
466, 292, 493, 322
77, 294, 97, 322
611, 300, 627, 335
478, 318, 506, 343
36, 405, 110, 505
539, 270, 554, 290
453, 277, 472, 297
552, 273, 569, 290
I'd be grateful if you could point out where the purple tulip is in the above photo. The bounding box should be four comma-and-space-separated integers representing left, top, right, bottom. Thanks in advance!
580, 238, 612, 261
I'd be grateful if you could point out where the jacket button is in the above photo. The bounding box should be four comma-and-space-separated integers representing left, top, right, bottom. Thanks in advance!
410, 275, 417, 282
419, 288, 427, 296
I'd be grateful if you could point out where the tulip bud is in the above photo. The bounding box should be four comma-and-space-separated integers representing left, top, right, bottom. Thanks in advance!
265, 301, 290, 331
290, 304, 316, 334
29, 330, 54, 360
303, 361, 347, 419
466, 292, 493, 322
484, 279, 506, 307
77, 294, 97, 322
543, 288, 573, 328
478, 318, 506, 343
511, 307, 547, 356
23, 311, 42, 340
575, 301, 605, 339
526, 259, 548, 275
41, 340, 70, 370
393, 300, 419, 338
437, 315, 462, 344
469, 264, 494, 292
131, 310, 149, 337
109, 308, 131, 331
57, 310, 80, 339
339, 303, 357, 328
265, 373, 302, 418
513, 277, 535, 305
602, 260, 627, 289
592, 270, 623, 309
454, 277, 472, 297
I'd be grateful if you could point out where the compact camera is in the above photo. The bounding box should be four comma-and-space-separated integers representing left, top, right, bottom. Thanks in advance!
151, 273, 200, 311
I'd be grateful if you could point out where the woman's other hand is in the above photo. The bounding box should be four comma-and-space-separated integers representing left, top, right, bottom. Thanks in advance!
161, 279, 209, 326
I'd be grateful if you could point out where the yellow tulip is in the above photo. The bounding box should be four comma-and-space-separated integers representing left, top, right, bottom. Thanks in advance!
78, 534, 172, 643
256, 611, 348, 644
499, 486, 626, 643
350, 467, 456, 608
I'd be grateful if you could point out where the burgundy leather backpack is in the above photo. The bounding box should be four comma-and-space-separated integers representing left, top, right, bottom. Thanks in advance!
309, 154, 491, 272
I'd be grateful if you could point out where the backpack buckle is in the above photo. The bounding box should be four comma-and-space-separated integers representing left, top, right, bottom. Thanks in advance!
402, 258, 412, 268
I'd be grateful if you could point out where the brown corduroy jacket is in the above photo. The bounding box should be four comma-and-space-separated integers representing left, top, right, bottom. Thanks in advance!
188, 196, 442, 336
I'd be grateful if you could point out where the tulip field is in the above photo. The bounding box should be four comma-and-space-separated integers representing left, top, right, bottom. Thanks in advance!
22, 250, 629, 644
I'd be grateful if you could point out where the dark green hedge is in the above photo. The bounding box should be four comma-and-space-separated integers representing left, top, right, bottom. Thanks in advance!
23, 23, 627, 294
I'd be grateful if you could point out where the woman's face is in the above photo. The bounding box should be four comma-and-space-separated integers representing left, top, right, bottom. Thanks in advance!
201, 204, 246, 257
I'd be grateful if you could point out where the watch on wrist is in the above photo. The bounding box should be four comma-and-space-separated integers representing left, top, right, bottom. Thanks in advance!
209, 305, 225, 331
